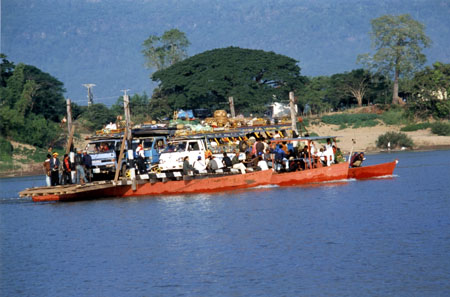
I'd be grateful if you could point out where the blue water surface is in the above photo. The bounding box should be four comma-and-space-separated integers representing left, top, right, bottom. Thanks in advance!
1, 150, 449, 296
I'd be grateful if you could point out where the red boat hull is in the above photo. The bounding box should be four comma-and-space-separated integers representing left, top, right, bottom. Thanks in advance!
32, 170, 273, 202
348, 160, 398, 180
270, 162, 349, 186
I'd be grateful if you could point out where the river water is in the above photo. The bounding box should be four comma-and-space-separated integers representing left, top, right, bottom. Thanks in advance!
1, 150, 449, 296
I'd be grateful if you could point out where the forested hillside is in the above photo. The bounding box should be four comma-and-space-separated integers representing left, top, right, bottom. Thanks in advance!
2, 0, 449, 104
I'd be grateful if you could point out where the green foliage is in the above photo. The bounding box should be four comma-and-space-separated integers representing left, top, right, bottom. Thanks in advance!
152, 47, 306, 116
0, 56, 66, 148
321, 113, 379, 129
410, 62, 450, 101
380, 108, 408, 125
406, 99, 450, 120
400, 122, 432, 132
142, 29, 190, 71
79, 104, 117, 130
430, 122, 450, 136
0, 137, 13, 162
376, 131, 414, 149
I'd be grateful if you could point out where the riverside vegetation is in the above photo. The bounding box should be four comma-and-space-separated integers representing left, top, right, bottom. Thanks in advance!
1, 14, 449, 176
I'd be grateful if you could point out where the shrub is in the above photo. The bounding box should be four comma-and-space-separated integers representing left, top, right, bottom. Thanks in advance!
376, 132, 414, 149
0, 137, 13, 161
321, 113, 379, 129
380, 109, 408, 125
400, 122, 432, 132
431, 122, 450, 136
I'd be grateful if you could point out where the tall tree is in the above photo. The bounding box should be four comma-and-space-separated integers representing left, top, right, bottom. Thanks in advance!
142, 29, 190, 71
151, 47, 306, 115
331, 69, 372, 107
358, 14, 431, 105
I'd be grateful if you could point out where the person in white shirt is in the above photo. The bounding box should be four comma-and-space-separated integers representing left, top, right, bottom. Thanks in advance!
193, 156, 207, 173
257, 156, 269, 171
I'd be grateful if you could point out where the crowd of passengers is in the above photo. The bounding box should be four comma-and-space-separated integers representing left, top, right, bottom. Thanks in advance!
181, 136, 352, 176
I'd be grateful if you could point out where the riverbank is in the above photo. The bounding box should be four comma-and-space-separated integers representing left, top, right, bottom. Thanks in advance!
308, 122, 450, 154
1, 124, 449, 178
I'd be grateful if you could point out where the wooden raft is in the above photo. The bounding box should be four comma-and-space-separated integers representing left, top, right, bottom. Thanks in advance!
18, 181, 129, 198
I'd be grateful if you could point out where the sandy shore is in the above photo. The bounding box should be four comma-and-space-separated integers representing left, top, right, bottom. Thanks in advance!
308, 123, 450, 154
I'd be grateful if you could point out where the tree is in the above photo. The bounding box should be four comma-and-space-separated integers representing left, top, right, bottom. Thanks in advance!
79, 103, 116, 130
142, 29, 190, 71
411, 62, 450, 101
297, 76, 333, 114
151, 47, 306, 115
0, 54, 15, 87
332, 69, 370, 107
0, 59, 65, 148
358, 14, 431, 105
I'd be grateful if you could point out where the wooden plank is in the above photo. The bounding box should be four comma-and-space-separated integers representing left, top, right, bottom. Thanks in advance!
114, 129, 128, 183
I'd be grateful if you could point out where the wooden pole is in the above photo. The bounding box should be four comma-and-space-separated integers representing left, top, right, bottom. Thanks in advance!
65, 125, 75, 154
66, 98, 72, 133
123, 94, 132, 143
289, 91, 298, 135
228, 96, 235, 118
114, 129, 128, 183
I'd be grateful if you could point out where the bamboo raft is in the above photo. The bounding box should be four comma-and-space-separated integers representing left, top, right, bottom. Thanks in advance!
19, 180, 129, 198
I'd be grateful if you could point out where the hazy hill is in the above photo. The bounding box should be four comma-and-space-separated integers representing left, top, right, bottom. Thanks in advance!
2, 0, 449, 106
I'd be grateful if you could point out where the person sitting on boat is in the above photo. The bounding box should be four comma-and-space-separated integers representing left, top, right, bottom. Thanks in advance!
257, 155, 269, 171
274, 145, 286, 171
193, 156, 207, 173
206, 155, 219, 173
299, 145, 309, 170
350, 152, 365, 168
263, 148, 273, 168
182, 156, 196, 175
288, 156, 300, 172
222, 152, 233, 168
335, 147, 345, 163
244, 152, 259, 169
232, 151, 247, 174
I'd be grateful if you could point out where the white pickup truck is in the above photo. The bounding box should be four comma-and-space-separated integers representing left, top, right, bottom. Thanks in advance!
158, 138, 214, 172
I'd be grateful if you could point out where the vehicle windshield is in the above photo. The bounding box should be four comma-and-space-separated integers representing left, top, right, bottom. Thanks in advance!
163, 141, 187, 153
87, 141, 116, 153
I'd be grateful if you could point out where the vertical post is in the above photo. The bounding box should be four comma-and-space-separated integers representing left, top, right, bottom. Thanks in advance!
66, 98, 72, 133
228, 96, 235, 118
114, 129, 128, 183
123, 93, 132, 143
289, 91, 298, 135
122, 91, 135, 180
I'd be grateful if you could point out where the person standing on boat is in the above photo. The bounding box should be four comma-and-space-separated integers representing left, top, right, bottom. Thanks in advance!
62, 154, 72, 184
135, 143, 147, 174
74, 149, 87, 184
255, 138, 265, 156
49, 152, 60, 186
83, 150, 92, 182
43, 154, 51, 186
